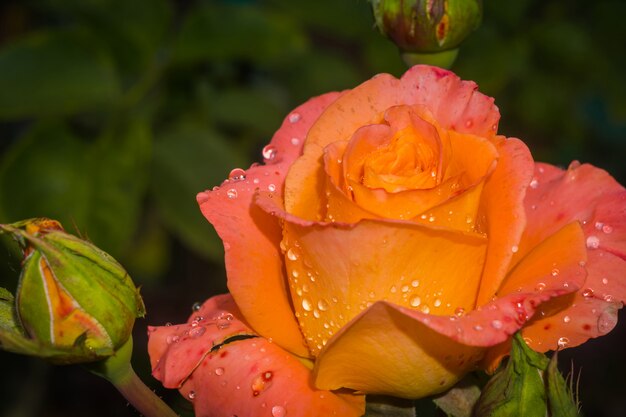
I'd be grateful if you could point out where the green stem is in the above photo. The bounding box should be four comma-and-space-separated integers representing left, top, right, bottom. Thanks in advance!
87, 337, 178, 417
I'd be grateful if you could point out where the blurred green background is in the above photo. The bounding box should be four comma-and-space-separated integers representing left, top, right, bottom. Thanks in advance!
0, 0, 624, 416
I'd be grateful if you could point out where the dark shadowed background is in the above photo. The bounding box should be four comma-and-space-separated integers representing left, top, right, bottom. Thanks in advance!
0, 0, 625, 416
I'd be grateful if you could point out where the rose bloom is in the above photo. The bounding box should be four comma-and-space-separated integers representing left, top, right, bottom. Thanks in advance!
148, 66, 626, 417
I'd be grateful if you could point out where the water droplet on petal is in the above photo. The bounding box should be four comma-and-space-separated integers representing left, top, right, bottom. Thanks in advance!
227, 189, 238, 199
302, 298, 312, 311
289, 113, 301, 123
262, 145, 277, 161
551, 268, 560, 277
433, 299, 442, 307
563, 315, 571, 323
229, 168, 246, 181
598, 309, 617, 334
454, 307, 465, 317
582, 288, 594, 298
602, 225, 613, 234
411, 279, 420, 288
272, 405, 286, 417
390, 285, 397, 293
473, 325, 484, 331
166, 335, 180, 344
401, 285, 409, 293
602, 277, 609, 285
318, 299, 329, 311
192, 302, 202, 311
595, 221, 604, 230
535, 282, 546, 291
491, 320, 503, 329
215, 367, 225, 376
268, 183, 276, 192
410, 296, 421, 307
188, 390, 196, 400
586, 235, 600, 249
557, 337, 569, 349
529, 179, 539, 189
190, 326, 206, 338
511, 245, 519, 253
290, 137, 300, 146
286, 248, 298, 261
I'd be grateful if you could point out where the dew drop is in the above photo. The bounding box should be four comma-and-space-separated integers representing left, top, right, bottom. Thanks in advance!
535, 282, 546, 291
563, 315, 571, 323
551, 268, 559, 277
411, 279, 420, 288
433, 299, 442, 307
557, 337, 569, 349
313, 309, 320, 319
291, 270, 299, 278
226, 189, 238, 199
529, 179, 539, 189
390, 285, 397, 293
290, 137, 300, 146
401, 285, 410, 293
190, 326, 206, 338
192, 302, 202, 311
262, 145, 277, 161
302, 298, 313, 312
454, 307, 465, 317
602, 277, 609, 285
595, 221, 604, 230
289, 113, 301, 123
228, 168, 246, 181
511, 245, 519, 253
188, 390, 196, 400
410, 296, 421, 307
272, 405, 286, 417
318, 299, 329, 311
586, 235, 600, 249
215, 367, 225, 376
491, 320, 503, 329
286, 248, 298, 261
268, 183, 276, 192
166, 335, 180, 344
253, 178, 260, 185
473, 325, 484, 331
597, 309, 617, 334
602, 225, 613, 234
421, 305, 430, 314
582, 288, 594, 298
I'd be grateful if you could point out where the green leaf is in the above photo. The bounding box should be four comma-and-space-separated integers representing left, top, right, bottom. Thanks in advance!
0, 123, 91, 226
474, 334, 548, 417
546, 352, 580, 417
151, 123, 244, 261
0, 120, 151, 257
0, 29, 121, 120
82, 120, 152, 256
174, 4, 306, 67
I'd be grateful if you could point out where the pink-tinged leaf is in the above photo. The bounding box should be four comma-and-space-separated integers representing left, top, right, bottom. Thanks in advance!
196, 93, 340, 357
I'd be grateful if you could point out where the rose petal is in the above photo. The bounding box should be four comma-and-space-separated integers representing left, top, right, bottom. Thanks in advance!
285, 65, 500, 221
476, 137, 535, 305
197, 93, 340, 356
149, 295, 365, 417
179, 338, 364, 417
312, 222, 586, 398
256, 191, 488, 356
148, 294, 255, 388
519, 162, 626, 265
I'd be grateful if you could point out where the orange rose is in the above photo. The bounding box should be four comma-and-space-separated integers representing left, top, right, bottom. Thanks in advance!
148, 66, 626, 416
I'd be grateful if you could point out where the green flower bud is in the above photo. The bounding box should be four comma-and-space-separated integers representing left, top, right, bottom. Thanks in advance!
0, 219, 145, 364
371, 0, 482, 67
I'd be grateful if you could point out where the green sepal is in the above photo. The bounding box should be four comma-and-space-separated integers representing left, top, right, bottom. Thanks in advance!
546, 351, 580, 417
474, 334, 548, 417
